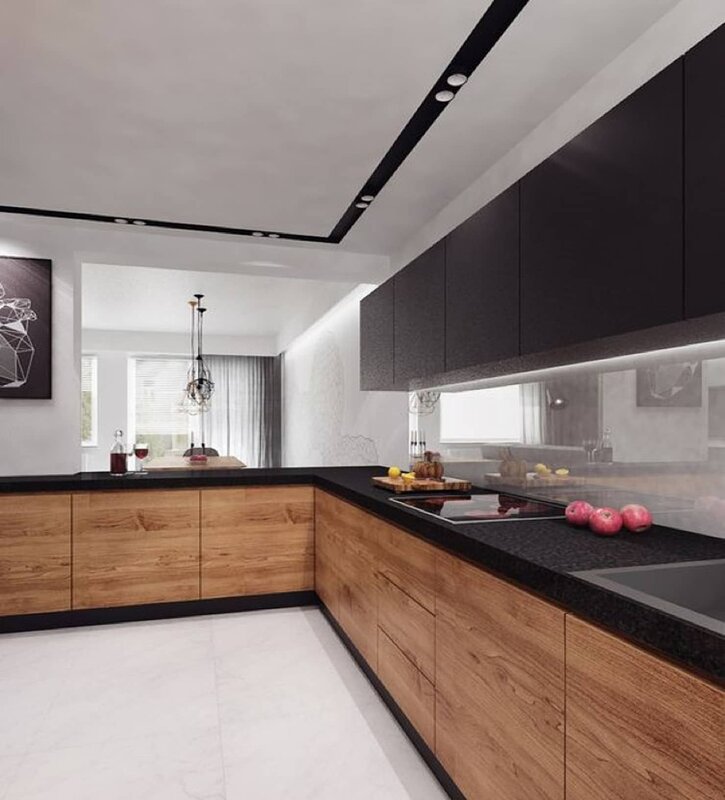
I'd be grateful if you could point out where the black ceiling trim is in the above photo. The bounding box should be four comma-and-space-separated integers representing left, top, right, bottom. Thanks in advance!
0, 0, 530, 245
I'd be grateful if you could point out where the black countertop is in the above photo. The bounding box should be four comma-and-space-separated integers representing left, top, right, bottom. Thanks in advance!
1, 466, 723, 682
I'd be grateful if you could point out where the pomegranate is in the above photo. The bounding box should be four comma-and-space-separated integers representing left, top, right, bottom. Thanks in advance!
565, 500, 594, 527
589, 507, 623, 536
620, 504, 653, 533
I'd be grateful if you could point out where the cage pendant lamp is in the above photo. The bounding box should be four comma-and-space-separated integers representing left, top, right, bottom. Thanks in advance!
184, 294, 215, 413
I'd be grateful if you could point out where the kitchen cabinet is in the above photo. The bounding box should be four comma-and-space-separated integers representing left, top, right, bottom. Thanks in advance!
360, 278, 397, 390
201, 486, 314, 598
435, 551, 565, 800
72, 490, 200, 609
378, 626, 435, 749
685, 23, 725, 319
0, 493, 71, 616
315, 490, 378, 668
445, 183, 520, 370
566, 615, 723, 800
520, 61, 683, 354
394, 240, 445, 383
376, 517, 436, 613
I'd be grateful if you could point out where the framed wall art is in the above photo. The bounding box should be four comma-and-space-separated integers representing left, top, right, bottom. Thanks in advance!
0, 256, 52, 399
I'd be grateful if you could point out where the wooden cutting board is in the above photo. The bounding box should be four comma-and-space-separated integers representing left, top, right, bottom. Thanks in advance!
484, 472, 581, 487
372, 475, 472, 493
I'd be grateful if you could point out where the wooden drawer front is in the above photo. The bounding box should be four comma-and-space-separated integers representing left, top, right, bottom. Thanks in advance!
72, 490, 200, 609
378, 627, 435, 750
377, 520, 436, 613
201, 486, 314, 598
0, 493, 71, 615
378, 574, 434, 682
314, 490, 343, 619
435, 552, 565, 800
566, 615, 723, 800
316, 491, 378, 670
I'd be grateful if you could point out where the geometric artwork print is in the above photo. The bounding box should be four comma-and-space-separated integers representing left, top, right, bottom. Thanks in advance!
0, 257, 52, 399
0, 281, 37, 387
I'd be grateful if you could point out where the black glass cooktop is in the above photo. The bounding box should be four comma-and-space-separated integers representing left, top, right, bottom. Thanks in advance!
391, 492, 566, 525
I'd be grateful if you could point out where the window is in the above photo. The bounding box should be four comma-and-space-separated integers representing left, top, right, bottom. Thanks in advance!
439, 384, 523, 443
81, 355, 98, 446
130, 357, 192, 460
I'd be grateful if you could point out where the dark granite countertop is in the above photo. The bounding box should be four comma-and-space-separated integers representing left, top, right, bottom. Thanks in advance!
1, 466, 723, 682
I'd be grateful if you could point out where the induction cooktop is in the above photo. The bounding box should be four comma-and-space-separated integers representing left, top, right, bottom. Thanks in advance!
390, 492, 566, 525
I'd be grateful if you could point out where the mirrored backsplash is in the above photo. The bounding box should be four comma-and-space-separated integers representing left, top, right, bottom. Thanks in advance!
413, 342, 725, 539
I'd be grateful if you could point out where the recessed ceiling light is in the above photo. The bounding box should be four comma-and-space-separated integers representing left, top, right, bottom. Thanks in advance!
252, 231, 264, 237
360, 195, 375, 202
268, 233, 280, 238
446, 73, 467, 87
114, 218, 128, 224
132, 220, 146, 226
355, 202, 369, 209
435, 90, 455, 103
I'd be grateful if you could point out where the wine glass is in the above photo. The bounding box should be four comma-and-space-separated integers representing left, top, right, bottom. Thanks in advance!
134, 442, 149, 474
583, 439, 597, 464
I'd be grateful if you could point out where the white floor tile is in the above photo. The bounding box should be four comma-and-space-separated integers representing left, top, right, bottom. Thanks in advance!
0, 608, 448, 800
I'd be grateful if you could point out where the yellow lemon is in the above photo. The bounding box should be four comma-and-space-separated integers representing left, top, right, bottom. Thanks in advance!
534, 463, 551, 476
555, 468, 570, 477
388, 466, 402, 479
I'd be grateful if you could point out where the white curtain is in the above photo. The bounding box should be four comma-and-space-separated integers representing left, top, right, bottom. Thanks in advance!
203, 355, 281, 467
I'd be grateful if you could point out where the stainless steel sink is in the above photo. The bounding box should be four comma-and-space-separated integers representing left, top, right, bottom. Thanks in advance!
572, 559, 725, 635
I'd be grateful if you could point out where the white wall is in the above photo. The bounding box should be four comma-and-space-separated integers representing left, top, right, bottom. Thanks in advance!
283, 286, 408, 468
0, 219, 81, 476
393, 0, 725, 271
83, 329, 277, 357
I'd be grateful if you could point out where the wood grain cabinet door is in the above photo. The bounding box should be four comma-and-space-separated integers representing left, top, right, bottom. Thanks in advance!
377, 519, 436, 613
314, 489, 344, 619
72, 490, 200, 609
0, 493, 71, 615
566, 615, 724, 800
201, 486, 314, 598
435, 552, 565, 800
315, 491, 378, 669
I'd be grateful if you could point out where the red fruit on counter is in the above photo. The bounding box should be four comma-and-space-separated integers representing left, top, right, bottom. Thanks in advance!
620, 503, 653, 533
565, 500, 594, 527
589, 507, 623, 536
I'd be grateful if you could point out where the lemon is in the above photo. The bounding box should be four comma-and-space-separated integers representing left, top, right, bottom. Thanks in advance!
388, 466, 402, 479
555, 468, 570, 477
402, 472, 416, 482
534, 463, 551, 476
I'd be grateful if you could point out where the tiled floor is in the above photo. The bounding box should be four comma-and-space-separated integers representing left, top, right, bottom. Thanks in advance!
0, 608, 448, 799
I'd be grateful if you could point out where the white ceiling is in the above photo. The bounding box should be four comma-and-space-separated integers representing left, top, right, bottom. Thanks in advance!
2, 0, 686, 253
81, 262, 355, 341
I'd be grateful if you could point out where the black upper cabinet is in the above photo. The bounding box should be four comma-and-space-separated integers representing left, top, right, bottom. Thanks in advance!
445, 184, 519, 371
685, 23, 725, 319
394, 240, 445, 383
360, 277, 396, 390
520, 61, 684, 354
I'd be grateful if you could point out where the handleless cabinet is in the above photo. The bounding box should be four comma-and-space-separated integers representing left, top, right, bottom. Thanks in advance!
566, 615, 723, 800
685, 23, 725, 319
445, 183, 520, 370
72, 490, 200, 609
0, 493, 71, 615
520, 61, 683, 353
435, 551, 565, 800
394, 240, 445, 383
360, 278, 397, 390
201, 486, 314, 598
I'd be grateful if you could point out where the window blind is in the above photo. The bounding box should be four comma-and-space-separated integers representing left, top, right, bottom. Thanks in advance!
133, 357, 190, 436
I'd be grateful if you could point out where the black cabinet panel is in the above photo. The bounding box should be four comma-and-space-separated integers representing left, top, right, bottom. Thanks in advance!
360, 278, 396, 390
445, 184, 519, 371
520, 61, 683, 354
394, 241, 445, 382
685, 23, 725, 319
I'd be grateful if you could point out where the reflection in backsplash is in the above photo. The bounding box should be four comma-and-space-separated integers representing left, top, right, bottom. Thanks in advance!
413, 344, 725, 539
